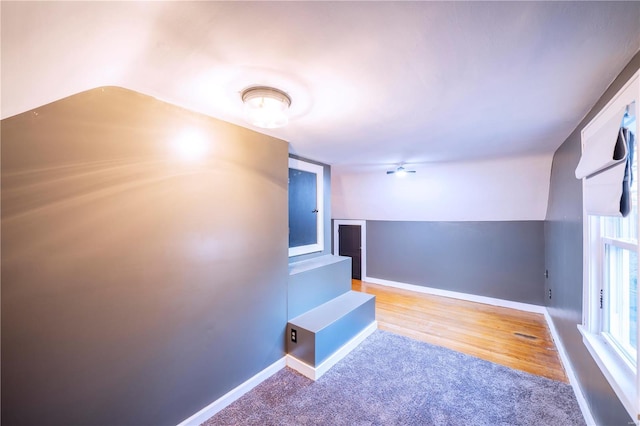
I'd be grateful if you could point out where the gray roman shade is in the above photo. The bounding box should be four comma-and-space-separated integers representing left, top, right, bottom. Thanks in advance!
575, 105, 632, 217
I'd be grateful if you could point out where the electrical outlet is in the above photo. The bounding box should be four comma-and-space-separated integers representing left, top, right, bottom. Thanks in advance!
290, 328, 297, 343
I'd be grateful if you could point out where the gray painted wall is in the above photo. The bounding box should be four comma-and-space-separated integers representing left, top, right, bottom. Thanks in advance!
367, 221, 545, 305
1, 87, 289, 426
288, 154, 332, 263
545, 51, 640, 426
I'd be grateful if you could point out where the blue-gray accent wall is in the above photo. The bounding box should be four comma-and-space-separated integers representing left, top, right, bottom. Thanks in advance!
544, 51, 640, 426
1, 87, 289, 426
366, 220, 545, 305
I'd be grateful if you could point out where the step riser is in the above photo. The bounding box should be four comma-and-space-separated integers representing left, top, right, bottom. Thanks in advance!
316, 298, 375, 365
287, 296, 375, 366
288, 257, 352, 320
286, 321, 378, 381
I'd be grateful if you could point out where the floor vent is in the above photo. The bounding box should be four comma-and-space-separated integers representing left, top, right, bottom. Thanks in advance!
514, 332, 537, 340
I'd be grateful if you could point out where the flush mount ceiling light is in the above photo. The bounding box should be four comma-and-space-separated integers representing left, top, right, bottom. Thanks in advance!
241, 86, 292, 129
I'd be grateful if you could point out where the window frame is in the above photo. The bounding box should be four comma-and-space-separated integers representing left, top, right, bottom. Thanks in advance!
579, 70, 640, 423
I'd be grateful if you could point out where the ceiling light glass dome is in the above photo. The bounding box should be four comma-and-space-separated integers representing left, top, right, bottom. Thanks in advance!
241, 86, 291, 129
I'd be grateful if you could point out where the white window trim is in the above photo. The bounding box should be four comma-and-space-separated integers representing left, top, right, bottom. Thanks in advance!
333, 219, 367, 280
289, 158, 324, 257
580, 70, 640, 423
579, 325, 637, 419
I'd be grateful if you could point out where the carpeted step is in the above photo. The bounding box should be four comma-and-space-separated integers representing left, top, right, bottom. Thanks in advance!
287, 290, 375, 367
288, 255, 352, 320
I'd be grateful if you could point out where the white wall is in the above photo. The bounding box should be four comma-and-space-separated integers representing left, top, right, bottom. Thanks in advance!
332, 155, 553, 222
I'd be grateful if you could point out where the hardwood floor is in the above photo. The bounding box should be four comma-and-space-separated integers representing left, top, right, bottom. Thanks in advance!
352, 279, 568, 383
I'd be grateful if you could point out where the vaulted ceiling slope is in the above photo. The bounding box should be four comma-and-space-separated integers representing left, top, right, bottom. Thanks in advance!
2, 1, 639, 166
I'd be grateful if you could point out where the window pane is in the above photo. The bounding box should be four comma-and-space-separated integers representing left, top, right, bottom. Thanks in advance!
604, 245, 638, 364
632, 274, 638, 349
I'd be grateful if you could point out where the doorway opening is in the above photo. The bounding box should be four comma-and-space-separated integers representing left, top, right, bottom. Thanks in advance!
333, 220, 366, 280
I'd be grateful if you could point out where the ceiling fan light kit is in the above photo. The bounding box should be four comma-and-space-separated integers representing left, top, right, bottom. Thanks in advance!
387, 165, 416, 177
241, 86, 291, 129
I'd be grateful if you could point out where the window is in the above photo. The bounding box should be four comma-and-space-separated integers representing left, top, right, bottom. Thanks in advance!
579, 71, 639, 422
288, 158, 324, 257
592, 136, 638, 368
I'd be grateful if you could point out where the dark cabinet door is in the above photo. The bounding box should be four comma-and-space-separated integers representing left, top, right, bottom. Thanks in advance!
339, 225, 361, 279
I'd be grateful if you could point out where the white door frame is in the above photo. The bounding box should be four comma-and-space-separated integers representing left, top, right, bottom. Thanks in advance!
333, 219, 367, 280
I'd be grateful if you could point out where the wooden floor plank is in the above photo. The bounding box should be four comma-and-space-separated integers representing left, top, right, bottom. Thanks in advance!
353, 279, 568, 383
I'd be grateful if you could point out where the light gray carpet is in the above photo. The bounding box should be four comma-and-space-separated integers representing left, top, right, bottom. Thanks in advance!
204, 330, 585, 426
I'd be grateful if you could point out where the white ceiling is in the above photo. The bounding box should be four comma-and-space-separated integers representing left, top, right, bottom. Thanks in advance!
2, 1, 639, 167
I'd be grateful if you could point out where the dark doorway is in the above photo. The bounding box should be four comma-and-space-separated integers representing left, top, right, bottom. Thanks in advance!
338, 225, 361, 280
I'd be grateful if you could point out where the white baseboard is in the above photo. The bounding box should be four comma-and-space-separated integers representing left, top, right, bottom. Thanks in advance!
543, 310, 597, 426
176, 357, 286, 426
364, 276, 546, 314
287, 321, 378, 380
